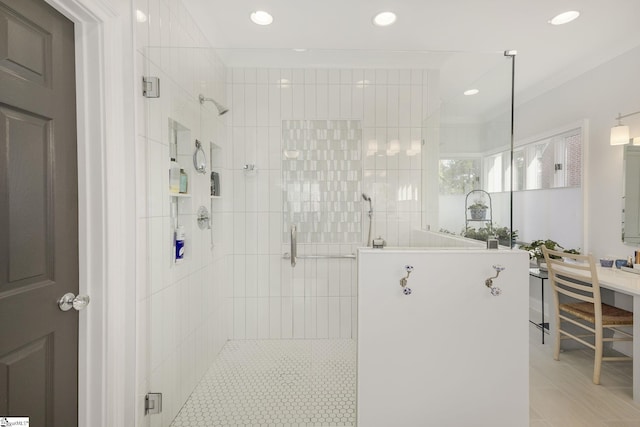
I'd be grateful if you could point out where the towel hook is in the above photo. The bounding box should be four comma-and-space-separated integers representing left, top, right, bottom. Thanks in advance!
400, 265, 414, 295
485, 264, 505, 296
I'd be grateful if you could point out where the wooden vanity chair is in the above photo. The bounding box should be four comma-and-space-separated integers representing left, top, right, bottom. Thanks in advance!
542, 247, 633, 384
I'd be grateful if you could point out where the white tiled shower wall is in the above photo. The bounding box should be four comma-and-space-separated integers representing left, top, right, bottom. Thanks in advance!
226, 68, 438, 340
282, 120, 363, 244
134, 1, 230, 426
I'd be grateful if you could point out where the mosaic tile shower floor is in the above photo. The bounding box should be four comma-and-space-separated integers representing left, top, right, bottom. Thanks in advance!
170, 339, 356, 427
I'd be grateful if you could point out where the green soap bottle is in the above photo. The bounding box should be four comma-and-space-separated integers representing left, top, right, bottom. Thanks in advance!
179, 169, 188, 194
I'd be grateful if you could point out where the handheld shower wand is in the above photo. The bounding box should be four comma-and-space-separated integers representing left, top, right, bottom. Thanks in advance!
362, 193, 373, 247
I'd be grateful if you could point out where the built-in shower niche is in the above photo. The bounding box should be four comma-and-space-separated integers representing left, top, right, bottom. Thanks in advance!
169, 118, 193, 264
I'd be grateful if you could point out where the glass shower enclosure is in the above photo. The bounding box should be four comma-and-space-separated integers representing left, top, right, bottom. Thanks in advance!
137, 44, 515, 426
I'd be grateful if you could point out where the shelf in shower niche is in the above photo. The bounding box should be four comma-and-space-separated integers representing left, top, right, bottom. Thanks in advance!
210, 196, 222, 199
169, 193, 191, 198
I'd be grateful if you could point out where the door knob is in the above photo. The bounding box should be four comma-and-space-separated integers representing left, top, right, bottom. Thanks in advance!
58, 293, 90, 311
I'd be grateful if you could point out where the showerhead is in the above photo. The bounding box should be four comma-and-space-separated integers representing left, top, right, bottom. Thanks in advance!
362, 193, 371, 202
215, 102, 230, 116
199, 94, 230, 116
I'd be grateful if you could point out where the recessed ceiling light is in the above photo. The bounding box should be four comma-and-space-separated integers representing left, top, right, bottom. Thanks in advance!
136, 10, 147, 23
548, 10, 580, 25
464, 89, 479, 96
250, 10, 273, 26
373, 11, 397, 27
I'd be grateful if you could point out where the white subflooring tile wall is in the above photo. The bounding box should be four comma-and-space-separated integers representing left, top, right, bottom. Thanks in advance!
135, 0, 230, 426
226, 68, 437, 340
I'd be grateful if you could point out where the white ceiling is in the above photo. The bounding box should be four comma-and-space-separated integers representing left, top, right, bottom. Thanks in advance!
182, 0, 640, 113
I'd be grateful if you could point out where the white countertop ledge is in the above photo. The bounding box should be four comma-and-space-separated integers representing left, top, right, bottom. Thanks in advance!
357, 247, 519, 255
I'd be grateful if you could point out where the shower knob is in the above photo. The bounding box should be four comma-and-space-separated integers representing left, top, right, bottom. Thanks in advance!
405, 265, 414, 272
490, 287, 502, 297
403, 287, 412, 295
493, 264, 505, 272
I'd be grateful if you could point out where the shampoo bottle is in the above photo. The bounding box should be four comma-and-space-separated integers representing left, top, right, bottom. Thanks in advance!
179, 169, 188, 193
175, 226, 185, 263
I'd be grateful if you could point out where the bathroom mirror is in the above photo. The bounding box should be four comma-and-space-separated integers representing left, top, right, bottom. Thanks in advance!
622, 145, 640, 245
193, 140, 207, 174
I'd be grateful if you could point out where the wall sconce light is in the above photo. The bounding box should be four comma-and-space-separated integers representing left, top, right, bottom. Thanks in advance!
610, 110, 640, 145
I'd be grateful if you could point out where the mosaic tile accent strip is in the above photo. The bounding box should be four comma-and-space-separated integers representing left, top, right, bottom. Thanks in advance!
565, 132, 582, 187
170, 339, 357, 427
283, 120, 362, 244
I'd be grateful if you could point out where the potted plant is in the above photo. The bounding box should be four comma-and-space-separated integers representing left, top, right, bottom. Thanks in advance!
562, 248, 581, 255
468, 200, 488, 220
520, 239, 561, 264
560, 248, 582, 263
462, 223, 518, 247
520, 239, 581, 265
492, 225, 519, 247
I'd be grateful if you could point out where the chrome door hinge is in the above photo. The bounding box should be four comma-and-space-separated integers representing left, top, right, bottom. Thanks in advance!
145, 392, 162, 415
142, 76, 160, 98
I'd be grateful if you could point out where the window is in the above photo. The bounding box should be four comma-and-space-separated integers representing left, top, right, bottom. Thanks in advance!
439, 158, 480, 195
484, 128, 582, 192
513, 149, 525, 191
485, 153, 504, 192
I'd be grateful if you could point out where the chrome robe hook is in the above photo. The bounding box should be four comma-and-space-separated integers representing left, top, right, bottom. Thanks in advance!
485, 265, 505, 296
400, 265, 413, 295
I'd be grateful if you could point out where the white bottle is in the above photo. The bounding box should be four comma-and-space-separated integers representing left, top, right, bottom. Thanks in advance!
169, 158, 181, 193
175, 226, 185, 263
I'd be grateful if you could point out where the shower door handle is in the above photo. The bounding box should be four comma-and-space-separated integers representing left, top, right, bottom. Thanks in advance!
290, 224, 297, 268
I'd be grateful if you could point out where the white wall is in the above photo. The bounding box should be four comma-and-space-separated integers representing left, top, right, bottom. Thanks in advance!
410, 229, 484, 247
225, 68, 437, 340
134, 1, 229, 426
515, 45, 640, 259
512, 188, 582, 249
358, 248, 529, 426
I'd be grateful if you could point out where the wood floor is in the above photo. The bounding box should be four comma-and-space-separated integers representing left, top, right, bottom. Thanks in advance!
529, 324, 640, 426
